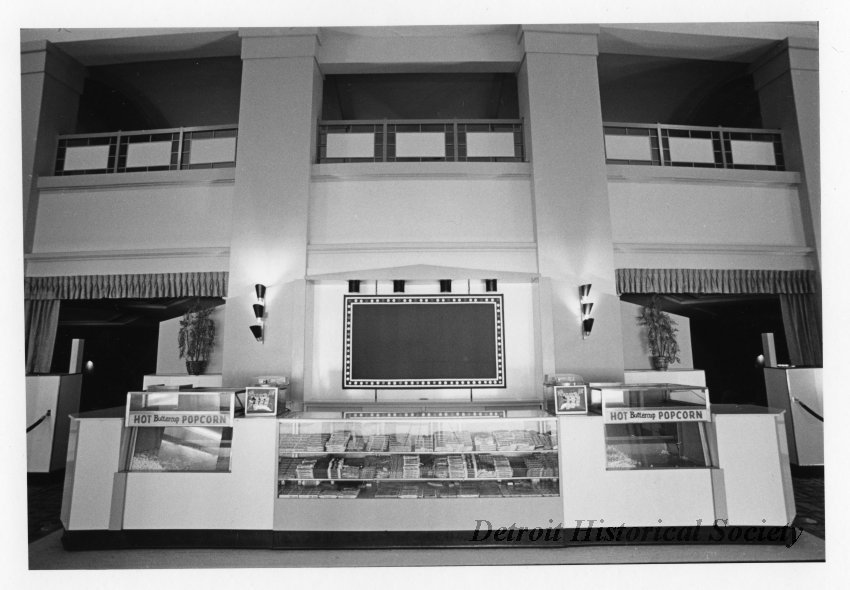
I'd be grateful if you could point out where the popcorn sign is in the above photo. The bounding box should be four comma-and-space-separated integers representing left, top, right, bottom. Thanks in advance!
127, 412, 233, 427
605, 408, 708, 424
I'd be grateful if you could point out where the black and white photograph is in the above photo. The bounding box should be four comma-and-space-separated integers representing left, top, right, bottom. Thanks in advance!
553, 385, 588, 415
245, 386, 278, 416
4, 1, 848, 589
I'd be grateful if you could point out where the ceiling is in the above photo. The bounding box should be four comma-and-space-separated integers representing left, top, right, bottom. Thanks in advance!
620, 293, 781, 321
21, 23, 815, 68
58, 298, 225, 328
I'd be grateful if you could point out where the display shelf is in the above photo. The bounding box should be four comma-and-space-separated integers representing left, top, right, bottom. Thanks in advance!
279, 449, 558, 457
278, 477, 560, 482
277, 411, 560, 500
277, 479, 560, 500
593, 384, 714, 472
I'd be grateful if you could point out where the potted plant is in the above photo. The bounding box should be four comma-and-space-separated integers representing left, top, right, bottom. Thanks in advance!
636, 296, 680, 371
178, 305, 216, 375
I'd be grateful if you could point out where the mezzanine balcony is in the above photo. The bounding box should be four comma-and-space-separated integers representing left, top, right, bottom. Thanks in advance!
316, 119, 525, 164
53, 125, 238, 176
603, 123, 785, 171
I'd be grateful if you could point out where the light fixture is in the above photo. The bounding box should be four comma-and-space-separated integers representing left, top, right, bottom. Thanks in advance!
348, 280, 361, 293
485, 279, 498, 292
393, 280, 405, 293
251, 284, 266, 342
580, 283, 594, 339
440, 279, 452, 293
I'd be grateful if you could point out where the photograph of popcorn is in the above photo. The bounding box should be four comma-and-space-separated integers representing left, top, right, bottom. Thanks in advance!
245, 386, 279, 416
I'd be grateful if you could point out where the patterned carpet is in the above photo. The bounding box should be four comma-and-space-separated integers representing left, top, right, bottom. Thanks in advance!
27, 472, 65, 543
27, 471, 826, 544
792, 475, 825, 539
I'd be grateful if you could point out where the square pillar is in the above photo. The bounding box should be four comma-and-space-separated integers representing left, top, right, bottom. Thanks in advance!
519, 26, 624, 382
222, 29, 324, 402
21, 41, 85, 253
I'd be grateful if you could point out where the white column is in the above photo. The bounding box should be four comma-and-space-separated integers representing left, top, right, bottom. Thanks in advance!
222, 29, 324, 405
20, 41, 85, 253
519, 26, 625, 382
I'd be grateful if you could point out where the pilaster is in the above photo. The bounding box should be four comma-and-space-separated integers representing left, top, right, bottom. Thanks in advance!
520, 26, 625, 382
221, 29, 323, 400
21, 41, 85, 253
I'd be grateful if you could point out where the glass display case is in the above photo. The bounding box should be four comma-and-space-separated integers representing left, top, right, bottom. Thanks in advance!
277, 411, 559, 499
124, 391, 236, 472
592, 384, 714, 471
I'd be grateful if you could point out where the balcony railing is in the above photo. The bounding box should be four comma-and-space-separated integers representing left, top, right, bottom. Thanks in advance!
53, 125, 238, 176
603, 123, 785, 171
317, 119, 524, 163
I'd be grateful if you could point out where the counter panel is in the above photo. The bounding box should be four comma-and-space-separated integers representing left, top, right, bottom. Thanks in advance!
559, 415, 716, 527
273, 496, 563, 531
121, 418, 277, 530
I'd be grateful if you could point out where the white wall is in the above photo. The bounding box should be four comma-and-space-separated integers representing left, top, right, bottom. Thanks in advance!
155, 304, 226, 375
33, 172, 234, 254
609, 178, 805, 247
309, 171, 535, 246
620, 301, 693, 370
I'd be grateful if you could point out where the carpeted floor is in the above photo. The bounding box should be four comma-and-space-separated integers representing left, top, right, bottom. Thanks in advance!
27, 472, 65, 543
791, 474, 825, 539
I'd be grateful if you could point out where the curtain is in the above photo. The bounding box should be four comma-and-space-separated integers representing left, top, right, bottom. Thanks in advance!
616, 268, 817, 295
23, 271, 229, 375
780, 293, 823, 366
25, 299, 61, 374
24, 271, 229, 300
617, 267, 822, 368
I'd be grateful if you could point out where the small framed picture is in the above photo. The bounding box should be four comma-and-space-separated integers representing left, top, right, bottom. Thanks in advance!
554, 384, 588, 415
244, 386, 279, 417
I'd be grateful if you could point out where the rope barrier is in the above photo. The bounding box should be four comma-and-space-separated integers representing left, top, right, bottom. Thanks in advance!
792, 397, 823, 422
26, 409, 51, 433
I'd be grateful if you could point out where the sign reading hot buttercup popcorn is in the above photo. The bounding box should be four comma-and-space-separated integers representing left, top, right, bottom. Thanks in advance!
596, 384, 711, 425
125, 391, 235, 428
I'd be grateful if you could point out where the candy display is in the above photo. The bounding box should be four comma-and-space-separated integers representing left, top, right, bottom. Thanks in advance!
277, 419, 560, 499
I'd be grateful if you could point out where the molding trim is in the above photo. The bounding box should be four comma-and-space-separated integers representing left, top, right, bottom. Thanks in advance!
26, 247, 231, 264
614, 242, 813, 257
309, 241, 537, 254
606, 164, 801, 187
37, 168, 236, 191
519, 26, 600, 56
312, 162, 531, 182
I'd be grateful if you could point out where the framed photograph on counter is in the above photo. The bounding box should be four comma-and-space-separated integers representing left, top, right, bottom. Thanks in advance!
245, 386, 278, 416
554, 384, 588, 415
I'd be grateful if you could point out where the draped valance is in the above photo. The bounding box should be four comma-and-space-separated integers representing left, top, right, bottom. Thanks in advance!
24, 271, 229, 300
616, 268, 817, 295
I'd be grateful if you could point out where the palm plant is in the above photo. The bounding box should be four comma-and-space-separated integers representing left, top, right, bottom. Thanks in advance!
636, 296, 680, 370
178, 305, 216, 375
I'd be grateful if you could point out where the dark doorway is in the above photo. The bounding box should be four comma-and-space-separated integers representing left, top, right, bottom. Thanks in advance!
49, 297, 223, 412
621, 294, 789, 407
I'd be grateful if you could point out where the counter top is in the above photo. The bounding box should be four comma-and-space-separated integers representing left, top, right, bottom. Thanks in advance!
710, 404, 784, 415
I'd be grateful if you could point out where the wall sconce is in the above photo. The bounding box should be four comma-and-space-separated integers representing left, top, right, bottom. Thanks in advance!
393, 280, 406, 293
348, 280, 361, 293
580, 283, 594, 339
250, 283, 266, 342
440, 279, 452, 293
485, 279, 498, 292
